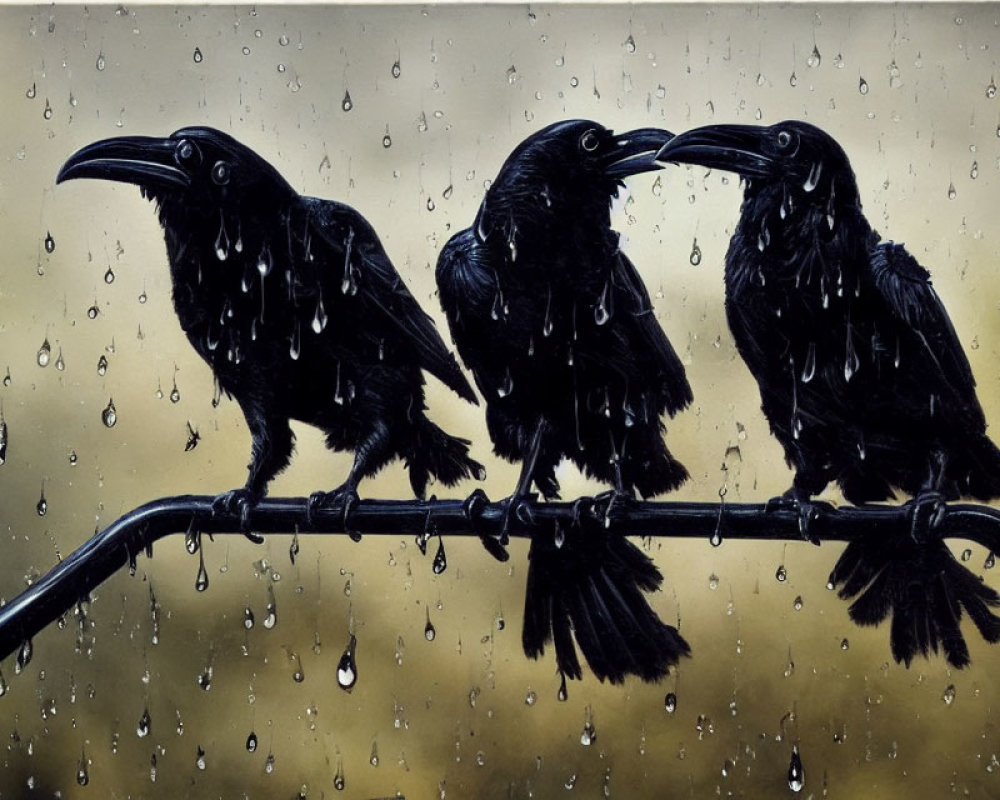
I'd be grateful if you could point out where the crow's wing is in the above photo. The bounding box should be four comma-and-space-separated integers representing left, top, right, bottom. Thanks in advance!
301, 196, 477, 404
612, 251, 693, 415
870, 241, 983, 425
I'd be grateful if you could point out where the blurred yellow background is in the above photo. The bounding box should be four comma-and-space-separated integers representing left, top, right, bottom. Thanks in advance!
2, 3, 1000, 797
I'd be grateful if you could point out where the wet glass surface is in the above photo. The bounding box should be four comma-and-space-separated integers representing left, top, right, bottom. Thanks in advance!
1, 3, 1000, 796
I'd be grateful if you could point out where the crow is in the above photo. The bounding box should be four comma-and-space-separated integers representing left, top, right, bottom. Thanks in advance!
58, 126, 483, 528
436, 120, 691, 683
656, 120, 1000, 667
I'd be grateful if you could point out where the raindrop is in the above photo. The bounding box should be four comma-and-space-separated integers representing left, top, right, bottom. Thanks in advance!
427, 197, 436, 212
859, 76, 869, 95
341, 91, 353, 112
557, 671, 568, 701
291, 652, 305, 682
789, 71, 797, 87
15, 639, 32, 674
807, 45, 821, 68
337, 634, 358, 690
594, 280, 612, 325
392, 59, 401, 78
264, 587, 277, 628
689, 238, 702, 266
214, 212, 230, 260
793, 595, 803, 610
88, 304, 100, 319
624, 34, 636, 53
0, 417, 6, 465
96, 52, 105, 71
104, 266, 115, 284
776, 564, 787, 582
787, 745, 804, 792
289, 321, 301, 360
97, 355, 108, 376
844, 328, 860, 381
195, 549, 209, 592
664, 692, 677, 713
971, 161, 979, 179
943, 684, 957, 705
986, 551, 996, 570
801, 343, 816, 383
264, 751, 275, 774
947, 182, 957, 200
136, 707, 152, 738
170, 381, 181, 404
432, 536, 447, 574
36, 485, 47, 516
382, 128, 392, 148
37, 338, 51, 367
424, 611, 436, 641
102, 398, 117, 428
196, 745, 207, 770
193, 47, 203, 63
334, 764, 346, 790
26, 82, 36, 99
497, 368, 514, 399
246, 731, 258, 752
369, 739, 379, 767
442, 184, 453, 200
44, 231, 55, 253
580, 721, 596, 746
841, 638, 850, 650
961, 548, 973, 562
76, 752, 89, 786
311, 294, 328, 334
803, 162, 822, 192
988, 79, 998, 99
198, 665, 213, 691
278, 33, 289, 46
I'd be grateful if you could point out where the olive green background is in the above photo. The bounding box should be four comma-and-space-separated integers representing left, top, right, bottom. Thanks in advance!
2, 3, 1000, 797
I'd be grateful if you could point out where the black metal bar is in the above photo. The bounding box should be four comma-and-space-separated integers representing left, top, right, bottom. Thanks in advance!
1, 494, 999, 663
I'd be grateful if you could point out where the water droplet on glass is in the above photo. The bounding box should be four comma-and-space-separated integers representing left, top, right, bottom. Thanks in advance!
689, 238, 702, 266
341, 91, 353, 112
580, 721, 596, 746
624, 34, 636, 53
841, 637, 850, 650
26, 82, 36, 99
102, 399, 117, 428
136, 707, 151, 738
947, 182, 957, 200
776, 564, 787, 582
787, 745, 804, 792
789, 71, 797, 87
43, 230, 56, 254
392, 59, 401, 78
557, 671, 569, 701
170, 382, 180, 404
807, 45, 821, 68
971, 161, 979, 179
264, 751, 275, 773
334, 764, 346, 790
337, 634, 358, 690
664, 692, 677, 713
193, 47, 203, 63
88, 304, 100, 319
859, 76, 869, 95
988, 79, 998, 99
432, 537, 447, 574
96, 52, 106, 71
442, 184, 453, 200
801, 343, 816, 383
427, 197, 436, 212
37, 338, 51, 367
96, 355, 109, 376
54, 348, 65, 371
264, 587, 277, 629
246, 731, 258, 752
382, 128, 392, 148
36, 486, 47, 516
76, 752, 89, 786
104, 266, 115, 284
424, 611, 436, 641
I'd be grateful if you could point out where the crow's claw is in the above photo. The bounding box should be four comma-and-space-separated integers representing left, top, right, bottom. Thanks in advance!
570, 496, 600, 528
765, 490, 832, 545
907, 491, 947, 543
460, 488, 509, 562
308, 486, 360, 532
212, 488, 265, 542
463, 488, 491, 522
594, 489, 636, 528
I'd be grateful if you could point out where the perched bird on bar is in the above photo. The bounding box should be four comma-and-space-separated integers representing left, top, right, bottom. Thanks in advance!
437, 120, 691, 683
58, 126, 483, 529
656, 120, 1000, 667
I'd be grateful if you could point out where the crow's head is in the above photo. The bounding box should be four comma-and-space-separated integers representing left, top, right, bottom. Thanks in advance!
57, 126, 295, 212
655, 120, 858, 206
483, 120, 672, 233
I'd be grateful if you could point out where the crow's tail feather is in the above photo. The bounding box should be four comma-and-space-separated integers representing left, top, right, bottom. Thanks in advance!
522, 520, 689, 683
407, 417, 484, 499
829, 511, 1000, 668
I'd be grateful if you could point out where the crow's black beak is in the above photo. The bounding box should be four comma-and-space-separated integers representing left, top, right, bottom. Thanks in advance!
57, 136, 190, 189
655, 124, 774, 178
603, 128, 674, 178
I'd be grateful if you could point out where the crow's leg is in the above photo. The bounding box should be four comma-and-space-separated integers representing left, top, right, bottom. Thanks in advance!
765, 467, 833, 545
309, 420, 392, 530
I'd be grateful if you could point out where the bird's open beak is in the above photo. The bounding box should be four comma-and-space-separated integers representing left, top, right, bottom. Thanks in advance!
603, 128, 675, 178
655, 124, 773, 178
57, 136, 190, 188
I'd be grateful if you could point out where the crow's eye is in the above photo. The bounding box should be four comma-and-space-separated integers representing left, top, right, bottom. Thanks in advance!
174, 139, 200, 166
211, 160, 231, 185
776, 130, 793, 149
579, 129, 601, 153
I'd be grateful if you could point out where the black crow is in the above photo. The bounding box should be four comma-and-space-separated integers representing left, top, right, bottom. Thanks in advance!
58, 127, 482, 528
657, 120, 1000, 667
437, 120, 691, 682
